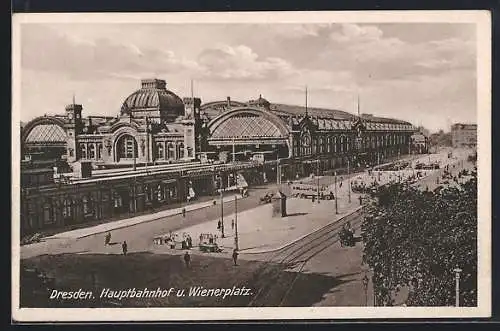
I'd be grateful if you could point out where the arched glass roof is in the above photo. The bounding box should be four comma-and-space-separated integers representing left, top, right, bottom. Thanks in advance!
25, 124, 66, 143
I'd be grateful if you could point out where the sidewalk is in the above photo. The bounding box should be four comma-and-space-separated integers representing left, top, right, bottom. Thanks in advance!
49, 194, 243, 240
155, 193, 362, 255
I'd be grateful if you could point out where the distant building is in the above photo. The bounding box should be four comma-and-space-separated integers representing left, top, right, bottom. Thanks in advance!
451, 123, 477, 148
410, 128, 429, 154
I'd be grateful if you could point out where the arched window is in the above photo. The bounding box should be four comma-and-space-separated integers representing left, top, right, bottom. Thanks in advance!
178, 143, 184, 159
117, 135, 138, 160
340, 136, 345, 152
157, 184, 164, 201
43, 200, 52, 224
97, 143, 103, 159
156, 143, 165, 160
300, 131, 312, 156
326, 136, 331, 153
89, 144, 96, 159
333, 137, 338, 153
80, 144, 87, 159
113, 192, 123, 208
167, 143, 175, 159
293, 138, 299, 157
62, 199, 72, 218
82, 195, 92, 215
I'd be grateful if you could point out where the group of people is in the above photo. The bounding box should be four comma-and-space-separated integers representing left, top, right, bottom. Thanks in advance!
181, 233, 193, 249
199, 232, 218, 245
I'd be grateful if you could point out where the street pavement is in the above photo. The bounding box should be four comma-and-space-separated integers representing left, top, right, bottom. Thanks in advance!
20, 183, 279, 259
292, 149, 474, 306
19, 148, 475, 307
161, 196, 361, 255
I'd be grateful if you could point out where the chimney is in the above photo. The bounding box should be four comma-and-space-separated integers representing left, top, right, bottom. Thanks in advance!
227, 96, 231, 108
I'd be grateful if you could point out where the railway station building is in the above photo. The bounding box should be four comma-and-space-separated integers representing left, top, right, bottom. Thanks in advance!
20, 78, 416, 235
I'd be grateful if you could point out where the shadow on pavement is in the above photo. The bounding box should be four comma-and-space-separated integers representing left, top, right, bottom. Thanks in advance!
20, 251, 362, 308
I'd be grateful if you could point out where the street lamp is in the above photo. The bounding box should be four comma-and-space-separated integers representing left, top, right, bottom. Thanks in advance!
362, 273, 369, 306
347, 158, 351, 203
219, 172, 225, 238
334, 171, 338, 214
234, 195, 239, 250
454, 267, 462, 307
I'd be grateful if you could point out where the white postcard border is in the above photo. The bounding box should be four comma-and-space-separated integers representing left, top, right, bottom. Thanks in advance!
11, 10, 492, 321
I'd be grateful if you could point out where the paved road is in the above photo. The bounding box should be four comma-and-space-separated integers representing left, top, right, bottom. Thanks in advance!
20, 182, 282, 259
288, 151, 474, 306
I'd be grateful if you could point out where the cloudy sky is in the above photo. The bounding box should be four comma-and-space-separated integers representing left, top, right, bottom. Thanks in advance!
19, 22, 477, 132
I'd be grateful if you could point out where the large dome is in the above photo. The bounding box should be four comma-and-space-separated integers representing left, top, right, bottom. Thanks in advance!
120, 79, 184, 121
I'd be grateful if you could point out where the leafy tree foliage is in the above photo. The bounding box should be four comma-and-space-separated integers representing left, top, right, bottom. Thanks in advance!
361, 172, 477, 306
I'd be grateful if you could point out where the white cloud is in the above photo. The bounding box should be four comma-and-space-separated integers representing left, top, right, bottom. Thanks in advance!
330, 23, 384, 43
197, 44, 295, 81
270, 24, 333, 39
19, 23, 477, 132
21, 25, 199, 80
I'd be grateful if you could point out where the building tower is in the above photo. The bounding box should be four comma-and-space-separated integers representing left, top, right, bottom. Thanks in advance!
182, 96, 202, 160
64, 101, 84, 163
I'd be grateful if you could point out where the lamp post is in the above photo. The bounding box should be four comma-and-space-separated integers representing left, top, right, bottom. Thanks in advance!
454, 267, 462, 307
133, 139, 137, 171
347, 159, 351, 203
232, 137, 236, 163
334, 171, 338, 214
133, 175, 137, 214
276, 154, 281, 187
234, 195, 239, 250
219, 172, 225, 238
316, 159, 320, 203
362, 273, 369, 306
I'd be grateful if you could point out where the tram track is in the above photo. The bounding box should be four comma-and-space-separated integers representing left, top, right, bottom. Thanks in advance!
243, 207, 365, 307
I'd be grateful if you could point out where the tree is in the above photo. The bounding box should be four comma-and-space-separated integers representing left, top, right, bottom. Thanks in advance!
361, 173, 477, 306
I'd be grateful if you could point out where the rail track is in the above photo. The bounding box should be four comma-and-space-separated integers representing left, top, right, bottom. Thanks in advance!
243, 207, 365, 307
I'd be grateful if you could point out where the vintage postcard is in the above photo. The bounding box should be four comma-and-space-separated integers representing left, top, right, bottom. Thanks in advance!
11, 11, 491, 322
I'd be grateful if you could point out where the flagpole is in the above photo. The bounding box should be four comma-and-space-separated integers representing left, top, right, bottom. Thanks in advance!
305, 85, 308, 117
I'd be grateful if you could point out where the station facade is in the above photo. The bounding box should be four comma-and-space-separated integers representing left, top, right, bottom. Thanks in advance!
20, 78, 416, 235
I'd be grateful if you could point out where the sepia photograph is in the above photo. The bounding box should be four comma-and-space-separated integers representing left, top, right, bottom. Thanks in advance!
11, 11, 491, 321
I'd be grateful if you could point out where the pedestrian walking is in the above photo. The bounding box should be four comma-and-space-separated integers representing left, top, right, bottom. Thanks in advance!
104, 232, 111, 246
231, 219, 235, 230
232, 249, 239, 266
217, 220, 221, 230
184, 251, 191, 268
122, 241, 128, 256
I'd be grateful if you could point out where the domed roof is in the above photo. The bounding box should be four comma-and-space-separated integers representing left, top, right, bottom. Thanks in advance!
120, 79, 184, 120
